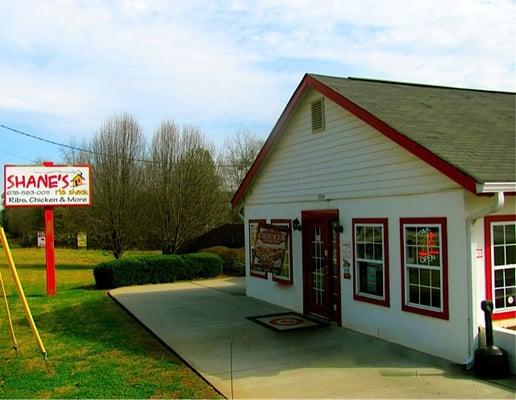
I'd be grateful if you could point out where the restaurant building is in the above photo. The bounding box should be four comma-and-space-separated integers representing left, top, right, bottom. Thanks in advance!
231, 74, 516, 368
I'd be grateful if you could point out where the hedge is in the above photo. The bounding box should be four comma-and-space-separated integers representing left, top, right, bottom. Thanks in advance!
94, 252, 222, 289
200, 246, 245, 276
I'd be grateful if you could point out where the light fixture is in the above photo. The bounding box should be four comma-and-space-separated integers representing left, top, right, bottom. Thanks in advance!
332, 218, 343, 233
293, 218, 302, 231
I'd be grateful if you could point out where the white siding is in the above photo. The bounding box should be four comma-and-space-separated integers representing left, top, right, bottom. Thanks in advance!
245, 190, 470, 364
246, 89, 459, 205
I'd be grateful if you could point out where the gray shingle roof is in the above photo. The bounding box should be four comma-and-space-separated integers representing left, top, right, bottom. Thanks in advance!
311, 74, 516, 183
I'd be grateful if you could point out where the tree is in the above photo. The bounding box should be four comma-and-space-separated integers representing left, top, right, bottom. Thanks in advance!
88, 113, 146, 258
219, 129, 264, 193
147, 121, 223, 253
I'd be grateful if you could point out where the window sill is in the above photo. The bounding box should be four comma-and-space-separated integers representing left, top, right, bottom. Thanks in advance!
402, 303, 449, 320
250, 270, 268, 279
493, 310, 516, 320
354, 293, 389, 308
273, 276, 293, 285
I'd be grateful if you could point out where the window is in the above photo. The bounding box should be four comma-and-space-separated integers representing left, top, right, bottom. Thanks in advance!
311, 98, 325, 132
249, 219, 267, 279
400, 218, 448, 320
485, 215, 516, 319
353, 218, 389, 307
271, 219, 293, 284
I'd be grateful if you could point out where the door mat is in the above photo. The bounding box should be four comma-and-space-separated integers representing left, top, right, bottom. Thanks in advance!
247, 312, 326, 332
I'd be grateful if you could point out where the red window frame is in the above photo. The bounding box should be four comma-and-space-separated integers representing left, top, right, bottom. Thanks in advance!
484, 214, 516, 320
352, 218, 390, 307
271, 219, 294, 285
248, 219, 267, 279
400, 217, 449, 320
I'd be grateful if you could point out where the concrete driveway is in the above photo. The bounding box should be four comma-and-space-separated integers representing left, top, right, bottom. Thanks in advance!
110, 278, 515, 399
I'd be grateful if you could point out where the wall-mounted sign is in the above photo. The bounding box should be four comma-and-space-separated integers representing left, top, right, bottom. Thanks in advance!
3, 165, 91, 207
475, 249, 483, 259
342, 241, 352, 279
252, 223, 289, 273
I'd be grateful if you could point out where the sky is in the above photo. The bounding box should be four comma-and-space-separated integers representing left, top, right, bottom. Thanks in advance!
0, 0, 515, 189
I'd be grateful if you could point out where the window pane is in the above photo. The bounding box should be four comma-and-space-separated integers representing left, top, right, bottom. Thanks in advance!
505, 267, 515, 287
495, 269, 504, 288
359, 261, 383, 297
356, 226, 365, 242
431, 289, 441, 308
494, 246, 505, 266
431, 269, 440, 288
365, 243, 374, 259
373, 226, 382, 243
428, 248, 440, 267
420, 286, 431, 306
495, 289, 505, 308
374, 244, 383, 261
409, 285, 419, 304
365, 226, 374, 242
420, 268, 430, 286
409, 267, 419, 284
427, 227, 440, 247
357, 243, 365, 259
494, 225, 505, 245
406, 228, 416, 246
506, 287, 515, 307
505, 224, 516, 244
407, 246, 417, 264
506, 245, 516, 265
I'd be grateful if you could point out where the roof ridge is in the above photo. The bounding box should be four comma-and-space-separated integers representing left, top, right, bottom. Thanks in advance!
309, 73, 515, 95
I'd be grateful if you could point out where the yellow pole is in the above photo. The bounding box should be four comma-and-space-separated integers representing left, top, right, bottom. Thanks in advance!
0, 227, 47, 358
0, 267, 19, 355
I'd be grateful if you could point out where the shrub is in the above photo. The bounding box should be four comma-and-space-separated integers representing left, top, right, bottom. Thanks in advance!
200, 246, 245, 276
182, 252, 223, 278
93, 252, 222, 289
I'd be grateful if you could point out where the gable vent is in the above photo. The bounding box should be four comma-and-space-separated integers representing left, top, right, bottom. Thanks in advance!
311, 98, 325, 133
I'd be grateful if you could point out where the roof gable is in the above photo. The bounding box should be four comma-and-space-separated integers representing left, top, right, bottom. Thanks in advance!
231, 74, 516, 209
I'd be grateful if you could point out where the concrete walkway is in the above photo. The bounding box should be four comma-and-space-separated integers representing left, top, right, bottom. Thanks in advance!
110, 278, 515, 399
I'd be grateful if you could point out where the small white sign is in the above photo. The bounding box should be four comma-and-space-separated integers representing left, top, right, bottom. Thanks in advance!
475, 249, 483, 259
4, 165, 91, 207
37, 231, 45, 247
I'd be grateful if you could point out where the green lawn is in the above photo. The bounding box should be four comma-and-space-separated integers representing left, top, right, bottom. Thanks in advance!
0, 247, 221, 399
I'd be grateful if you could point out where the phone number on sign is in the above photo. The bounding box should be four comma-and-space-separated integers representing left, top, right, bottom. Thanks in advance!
6, 189, 51, 196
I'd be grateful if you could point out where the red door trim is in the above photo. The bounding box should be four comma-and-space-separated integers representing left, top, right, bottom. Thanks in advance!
301, 209, 341, 323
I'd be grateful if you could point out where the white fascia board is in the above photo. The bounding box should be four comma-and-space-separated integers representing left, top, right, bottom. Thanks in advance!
476, 182, 516, 193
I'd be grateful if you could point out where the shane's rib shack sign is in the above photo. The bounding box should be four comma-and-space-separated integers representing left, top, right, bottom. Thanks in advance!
3, 165, 91, 207
3, 163, 92, 296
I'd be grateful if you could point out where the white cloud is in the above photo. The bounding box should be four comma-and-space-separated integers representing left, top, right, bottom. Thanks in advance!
0, 0, 514, 145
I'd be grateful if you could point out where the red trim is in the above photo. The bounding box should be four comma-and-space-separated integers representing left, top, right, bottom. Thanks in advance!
301, 209, 341, 324
248, 219, 267, 279
231, 78, 308, 209
301, 209, 339, 219
271, 219, 294, 285
352, 218, 390, 308
484, 214, 516, 320
400, 217, 449, 320
231, 74, 480, 209
3, 163, 93, 208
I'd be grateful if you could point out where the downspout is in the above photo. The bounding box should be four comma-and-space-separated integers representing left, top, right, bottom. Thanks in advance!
464, 191, 504, 369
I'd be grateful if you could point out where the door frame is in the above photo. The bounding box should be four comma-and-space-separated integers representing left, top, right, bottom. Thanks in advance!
301, 209, 341, 324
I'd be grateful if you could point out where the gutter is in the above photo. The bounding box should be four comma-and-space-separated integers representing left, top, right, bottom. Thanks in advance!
464, 191, 505, 369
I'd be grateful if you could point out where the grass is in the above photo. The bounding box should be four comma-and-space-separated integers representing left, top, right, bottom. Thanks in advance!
0, 247, 221, 399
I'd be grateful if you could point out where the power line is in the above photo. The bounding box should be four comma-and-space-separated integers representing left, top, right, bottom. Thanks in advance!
0, 150, 35, 163
0, 123, 242, 168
